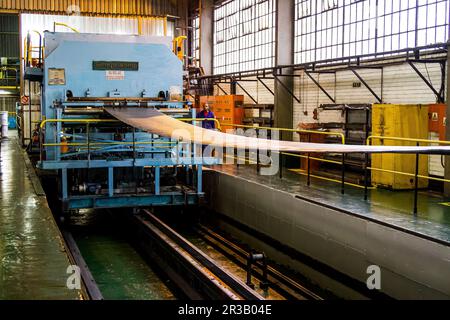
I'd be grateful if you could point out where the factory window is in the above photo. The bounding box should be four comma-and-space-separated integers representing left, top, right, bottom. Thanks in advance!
214, 0, 276, 75
192, 16, 200, 65
294, 0, 450, 64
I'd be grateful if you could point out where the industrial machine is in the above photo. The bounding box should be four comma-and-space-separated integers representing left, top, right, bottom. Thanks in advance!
29, 32, 219, 212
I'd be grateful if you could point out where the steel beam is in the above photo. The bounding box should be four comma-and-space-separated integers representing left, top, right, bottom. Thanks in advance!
235, 81, 258, 104
257, 77, 274, 96
408, 60, 446, 103
304, 70, 336, 103
273, 74, 301, 104
350, 68, 383, 103
445, 43, 450, 196
215, 83, 228, 95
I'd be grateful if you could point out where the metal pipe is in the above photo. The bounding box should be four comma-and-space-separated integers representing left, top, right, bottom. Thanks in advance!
368, 135, 450, 146
54, 22, 80, 33
307, 133, 311, 187
256, 128, 260, 174
414, 143, 420, 216
364, 152, 370, 201
233, 124, 346, 144
279, 131, 283, 179
341, 153, 345, 195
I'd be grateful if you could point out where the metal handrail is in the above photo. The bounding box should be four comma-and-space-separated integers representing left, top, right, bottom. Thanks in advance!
367, 135, 450, 146
40, 119, 119, 129
43, 141, 178, 147
231, 123, 347, 194
54, 22, 80, 33
366, 135, 450, 215
231, 123, 346, 144
366, 135, 450, 183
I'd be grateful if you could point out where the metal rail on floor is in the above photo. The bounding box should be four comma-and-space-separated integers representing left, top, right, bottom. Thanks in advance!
196, 224, 324, 300
61, 230, 104, 300
134, 209, 264, 300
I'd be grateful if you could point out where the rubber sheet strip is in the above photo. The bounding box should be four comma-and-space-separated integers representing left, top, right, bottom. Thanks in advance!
105, 107, 450, 154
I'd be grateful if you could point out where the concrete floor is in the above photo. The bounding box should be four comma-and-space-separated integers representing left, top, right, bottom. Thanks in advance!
0, 134, 81, 300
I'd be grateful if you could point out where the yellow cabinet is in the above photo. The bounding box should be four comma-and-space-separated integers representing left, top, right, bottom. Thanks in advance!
371, 104, 429, 190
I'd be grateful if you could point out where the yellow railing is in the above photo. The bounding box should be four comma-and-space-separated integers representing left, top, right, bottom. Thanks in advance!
289, 169, 377, 190
367, 135, 450, 184
40, 118, 223, 131
229, 123, 347, 191
54, 22, 80, 33
367, 135, 450, 146
0, 86, 19, 89
231, 123, 346, 144
40, 119, 120, 129
180, 118, 222, 131
39, 118, 215, 149
43, 141, 177, 147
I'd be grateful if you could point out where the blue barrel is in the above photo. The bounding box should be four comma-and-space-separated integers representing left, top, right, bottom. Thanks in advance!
8, 115, 16, 129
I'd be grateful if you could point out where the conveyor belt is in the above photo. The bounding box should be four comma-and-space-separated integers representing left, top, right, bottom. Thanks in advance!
105, 107, 450, 154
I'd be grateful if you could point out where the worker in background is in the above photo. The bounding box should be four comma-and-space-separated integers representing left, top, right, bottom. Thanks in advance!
197, 104, 216, 130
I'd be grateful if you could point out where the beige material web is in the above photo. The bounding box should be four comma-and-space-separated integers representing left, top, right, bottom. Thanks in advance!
105, 107, 450, 154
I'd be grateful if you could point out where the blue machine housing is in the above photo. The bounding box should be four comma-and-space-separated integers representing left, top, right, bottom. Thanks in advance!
37, 32, 219, 211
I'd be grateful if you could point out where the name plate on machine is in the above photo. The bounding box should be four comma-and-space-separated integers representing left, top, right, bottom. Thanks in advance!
106, 70, 125, 81
48, 68, 66, 85
92, 61, 139, 71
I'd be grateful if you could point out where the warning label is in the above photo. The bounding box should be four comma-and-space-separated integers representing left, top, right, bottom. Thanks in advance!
106, 70, 125, 80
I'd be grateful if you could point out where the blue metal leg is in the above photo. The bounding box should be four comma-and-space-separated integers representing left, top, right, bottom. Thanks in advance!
108, 167, 114, 197
197, 165, 203, 193
56, 109, 62, 161
155, 166, 160, 195
61, 168, 68, 200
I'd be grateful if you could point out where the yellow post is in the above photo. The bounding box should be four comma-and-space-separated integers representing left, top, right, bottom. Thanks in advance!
173, 36, 187, 61
138, 16, 143, 35
163, 17, 168, 37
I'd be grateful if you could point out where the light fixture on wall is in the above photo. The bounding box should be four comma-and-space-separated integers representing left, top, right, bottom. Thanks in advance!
0, 89, 18, 96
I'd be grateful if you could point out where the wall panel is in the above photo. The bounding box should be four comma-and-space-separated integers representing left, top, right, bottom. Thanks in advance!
0, 0, 177, 16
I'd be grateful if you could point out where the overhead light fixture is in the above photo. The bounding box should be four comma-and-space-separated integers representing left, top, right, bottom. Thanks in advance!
0, 89, 18, 95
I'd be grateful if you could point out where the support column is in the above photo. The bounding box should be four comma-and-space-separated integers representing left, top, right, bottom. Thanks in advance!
445, 42, 450, 196
61, 169, 68, 200
274, 0, 295, 140
155, 167, 161, 195
199, 0, 214, 76
108, 167, 114, 197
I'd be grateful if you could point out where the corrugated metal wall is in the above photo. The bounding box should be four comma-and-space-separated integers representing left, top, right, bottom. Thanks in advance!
0, 0, 177, 16
0, 14, 19, 57
21, 13, 175, 61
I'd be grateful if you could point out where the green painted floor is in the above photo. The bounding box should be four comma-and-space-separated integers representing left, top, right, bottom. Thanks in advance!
71, 210, 176, 300
0, 135, 81, 300
210, 165, 450, 243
